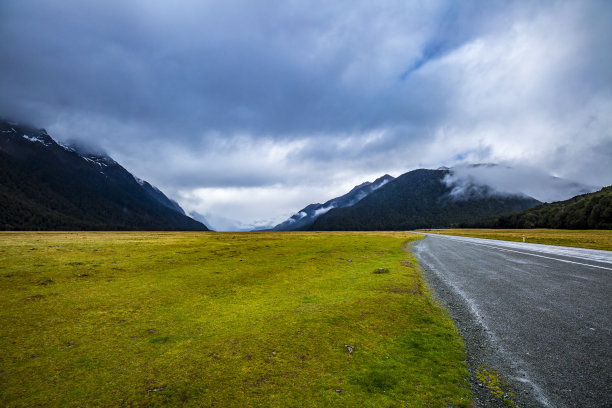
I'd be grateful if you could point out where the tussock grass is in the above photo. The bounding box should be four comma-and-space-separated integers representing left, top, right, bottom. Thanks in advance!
0, 231, 471, 407
420, 228, 612, 251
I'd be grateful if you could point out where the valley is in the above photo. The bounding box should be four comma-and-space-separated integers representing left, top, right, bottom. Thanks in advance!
2, 2, 610, 407
0, 231, 471, 407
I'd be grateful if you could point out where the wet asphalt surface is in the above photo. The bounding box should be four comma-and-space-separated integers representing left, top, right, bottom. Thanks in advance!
411, 233, 612, 408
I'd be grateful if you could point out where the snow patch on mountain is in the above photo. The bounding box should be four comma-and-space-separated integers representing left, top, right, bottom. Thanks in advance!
57, 141, 76, 152
82, 156, 108, 167
78, 152, 118, 168
22, 134, 52, 146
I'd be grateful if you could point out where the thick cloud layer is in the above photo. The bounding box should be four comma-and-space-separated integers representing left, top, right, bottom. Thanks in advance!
443, 164, 599, 203
1, 1, 611, 230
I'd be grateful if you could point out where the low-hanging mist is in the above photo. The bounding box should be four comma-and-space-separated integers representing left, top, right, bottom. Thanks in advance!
443, 164, 599, 203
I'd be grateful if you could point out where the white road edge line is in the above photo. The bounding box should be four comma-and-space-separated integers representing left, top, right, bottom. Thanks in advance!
436, 235, 612, 271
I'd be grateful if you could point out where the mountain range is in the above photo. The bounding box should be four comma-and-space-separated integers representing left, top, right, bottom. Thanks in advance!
0, 120, 207, 231
271, 174, 394, 231
273, 164, 606, 232
2, 119, 607, 232
308, 168, 542, 231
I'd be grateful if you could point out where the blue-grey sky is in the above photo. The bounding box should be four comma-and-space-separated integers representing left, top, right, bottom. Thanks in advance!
1, 0, 611, 230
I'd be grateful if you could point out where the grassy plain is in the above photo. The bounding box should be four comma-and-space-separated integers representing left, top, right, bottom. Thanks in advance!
0, 231, 471, 407
418, 228, 612, 251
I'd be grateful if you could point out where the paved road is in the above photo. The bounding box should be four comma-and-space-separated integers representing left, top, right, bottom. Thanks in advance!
412, 233, 612, 408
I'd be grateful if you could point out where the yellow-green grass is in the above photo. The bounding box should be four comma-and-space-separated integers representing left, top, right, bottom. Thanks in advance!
418, 228, 612, 251
0, 232, 471, 407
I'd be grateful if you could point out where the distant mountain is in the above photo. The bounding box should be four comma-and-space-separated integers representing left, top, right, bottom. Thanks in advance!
190, 210, 277, 232
0, 120, 207, 230
272, 174, 394, 231
188, 211, 214, 231
310, 168, 541, 231
493, 186, 612, 229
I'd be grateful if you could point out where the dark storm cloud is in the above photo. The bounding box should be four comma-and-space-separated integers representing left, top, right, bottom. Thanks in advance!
1, 0, 611, 229
0, 0, 499, 137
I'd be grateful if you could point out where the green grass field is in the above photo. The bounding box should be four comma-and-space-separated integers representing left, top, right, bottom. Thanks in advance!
0, 232, 471, 407
418, 229, 612, 251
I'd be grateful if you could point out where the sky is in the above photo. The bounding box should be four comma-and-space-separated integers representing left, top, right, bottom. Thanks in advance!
1, 0, 611, 230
